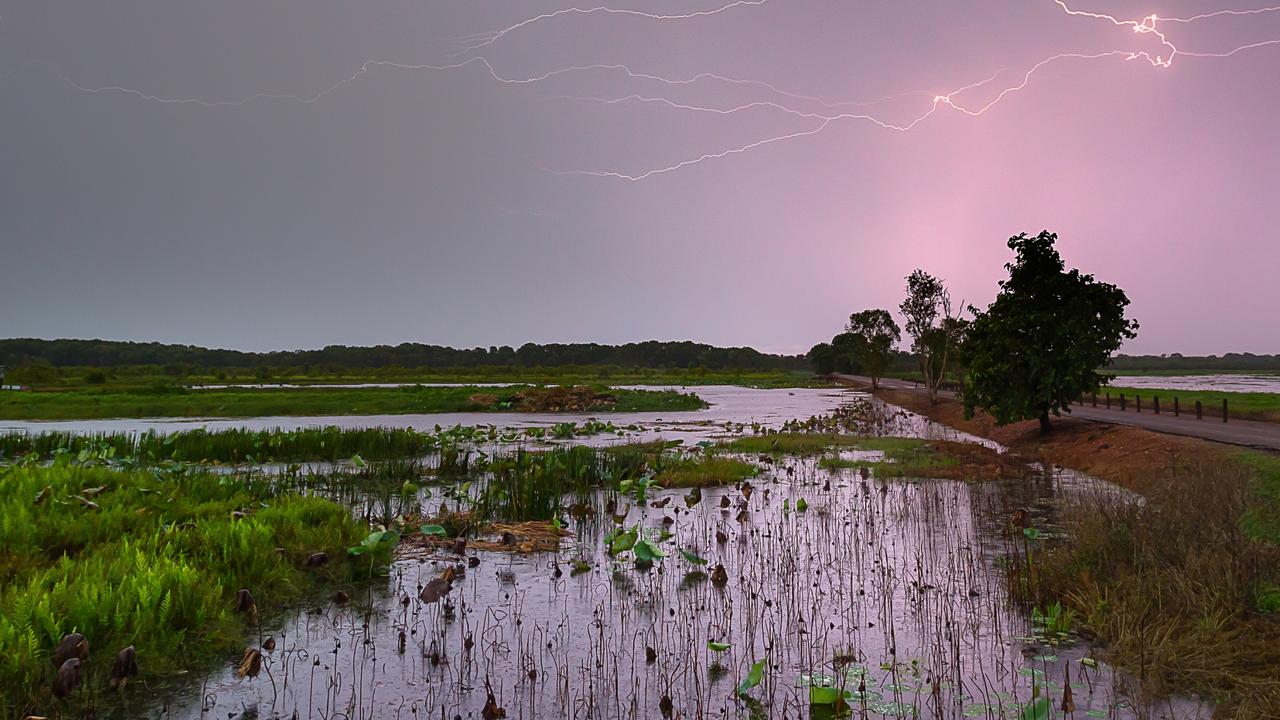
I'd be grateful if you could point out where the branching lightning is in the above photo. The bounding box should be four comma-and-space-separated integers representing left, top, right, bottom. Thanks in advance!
4, 1, 1279, 180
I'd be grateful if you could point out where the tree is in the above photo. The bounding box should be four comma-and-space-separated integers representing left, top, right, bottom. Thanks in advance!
830, 332, 865, 374
846, 310, 901, 389
899, 269, 961, 404
808, 343, 836, 375
963, 231, 1138, 434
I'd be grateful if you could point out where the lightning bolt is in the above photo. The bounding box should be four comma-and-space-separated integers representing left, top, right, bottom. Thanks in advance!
448, 0, 770, 55
4, 1, 1279, 181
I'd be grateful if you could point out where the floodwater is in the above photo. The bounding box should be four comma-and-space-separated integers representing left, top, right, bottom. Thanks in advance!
1110, 374, 1280, 394
90, 398, 1201, 720
0, 387, 981, 447
7, 388, 1208, 718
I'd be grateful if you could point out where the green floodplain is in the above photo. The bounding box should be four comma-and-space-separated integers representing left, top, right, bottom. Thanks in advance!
0, 383, 707, 421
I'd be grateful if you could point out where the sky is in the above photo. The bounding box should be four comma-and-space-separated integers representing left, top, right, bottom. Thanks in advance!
1, 1, 1278, 356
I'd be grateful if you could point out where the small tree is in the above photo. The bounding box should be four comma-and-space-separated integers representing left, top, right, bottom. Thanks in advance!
808, 343, 836, 375
846, 309, 901, 389
963, 231, 1138, 434
899, 269, 961, 404
830, 332, 865, 375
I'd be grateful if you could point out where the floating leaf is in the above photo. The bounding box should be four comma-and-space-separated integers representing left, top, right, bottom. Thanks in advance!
420, 524, 447, 537
634, 538, 666, 562
736, 659, 766, 697
351, 454, 367, 468
680, 549, 709, 565
707, 641, 731, 652
608, 528, 638, 555
1019, 697, 1051, 720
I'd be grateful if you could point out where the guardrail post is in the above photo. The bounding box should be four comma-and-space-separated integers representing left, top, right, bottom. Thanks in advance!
1120, 394, 1126, 411
1195, 400, 1203, 420
1174, 397, 1179, 417
1223, 398, 1229, 424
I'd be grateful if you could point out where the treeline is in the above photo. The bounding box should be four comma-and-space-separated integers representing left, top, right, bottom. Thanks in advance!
1108, 353, 1280, 373
0, 338, 806, 372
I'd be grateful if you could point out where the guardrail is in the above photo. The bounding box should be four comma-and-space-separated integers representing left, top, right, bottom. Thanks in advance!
1089, 391, 1228, 423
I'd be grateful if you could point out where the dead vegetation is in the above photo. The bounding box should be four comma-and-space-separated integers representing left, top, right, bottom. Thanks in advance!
512, 385, 617, 412
861, 384, 1280, 718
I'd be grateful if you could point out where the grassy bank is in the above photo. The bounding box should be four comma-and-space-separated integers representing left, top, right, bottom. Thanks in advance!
0, 460, 382, 716
11, 365, 826, 390
0, 384, 705, 421
1104, 385, 1280, 423
852, 382, 1280, 718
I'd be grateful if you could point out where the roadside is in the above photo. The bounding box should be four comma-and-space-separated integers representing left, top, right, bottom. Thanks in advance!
839, 374, 1280, 451
837, 374, 1280, 718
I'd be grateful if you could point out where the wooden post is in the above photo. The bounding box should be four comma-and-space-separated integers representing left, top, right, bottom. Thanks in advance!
1136, 395, 1141, 413
1153, 396, 1160, 414
1092, 393, 1097, 407
1174, 397, 1180, 417
1106, 393, 1111, 409
1223, 398, 1229, 424
1120, 394, 1126, 411
1195, 400, 1203, 420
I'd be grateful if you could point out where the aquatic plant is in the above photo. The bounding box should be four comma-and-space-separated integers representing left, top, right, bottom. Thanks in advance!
0, 461, 379, 712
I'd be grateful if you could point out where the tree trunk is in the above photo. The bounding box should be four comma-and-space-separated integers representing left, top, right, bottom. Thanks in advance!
871, 376, 879, 390
1038, 410, 1052, 435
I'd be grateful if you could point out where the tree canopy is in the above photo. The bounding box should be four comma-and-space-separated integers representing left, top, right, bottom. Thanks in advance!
0, 338, 806, 372
846, 310, 901, 388
963, 231, 1138, 433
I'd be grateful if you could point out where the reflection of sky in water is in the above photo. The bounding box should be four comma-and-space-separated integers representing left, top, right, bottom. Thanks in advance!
1110, 375, 1280, 393
161, 460, 1205, 720
93, 392, 1203, 720
0, 387, 996, 452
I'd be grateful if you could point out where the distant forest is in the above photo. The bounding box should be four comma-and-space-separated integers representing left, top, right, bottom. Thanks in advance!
1106, 353, 1280, 373
0, 338, 807, 371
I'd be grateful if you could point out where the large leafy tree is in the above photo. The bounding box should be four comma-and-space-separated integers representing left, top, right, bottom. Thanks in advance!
963, 231, 1138, 434
846, 310, 901, 389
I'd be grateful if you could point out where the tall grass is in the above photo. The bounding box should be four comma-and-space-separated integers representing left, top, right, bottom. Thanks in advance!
0, 384, 706, 421
0, 460, 378, 714
1033, 455, 1280, 717
0, 426, 444, 464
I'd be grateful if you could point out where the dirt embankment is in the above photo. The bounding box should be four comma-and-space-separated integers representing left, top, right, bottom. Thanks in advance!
870, 386, 1244, 495
860, 383, 1280, 718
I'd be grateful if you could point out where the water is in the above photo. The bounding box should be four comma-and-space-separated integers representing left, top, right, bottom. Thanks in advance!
108, 400, 1198, 720
7, 389, 1207, 718
1109, 374, 1280, 393
149, 466, 1202, 720
0, 387, 978, 447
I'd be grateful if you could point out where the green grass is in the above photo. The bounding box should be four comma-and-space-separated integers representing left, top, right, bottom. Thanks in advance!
720, 433, 871, 455
720, 433, 933, 457
1104, 386, 1280, 423
1238, 451, 1280, 544
0, 460, 380, 713
0, 384, 705, 421
0, 426, 448, 464
656, 456, 758, 488
815, 438, 962, 477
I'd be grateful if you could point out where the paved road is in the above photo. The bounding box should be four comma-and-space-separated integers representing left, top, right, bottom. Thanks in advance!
836, 374, 1280, 452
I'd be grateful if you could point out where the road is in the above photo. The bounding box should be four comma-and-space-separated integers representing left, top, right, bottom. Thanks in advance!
836, 374, 1280, 452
